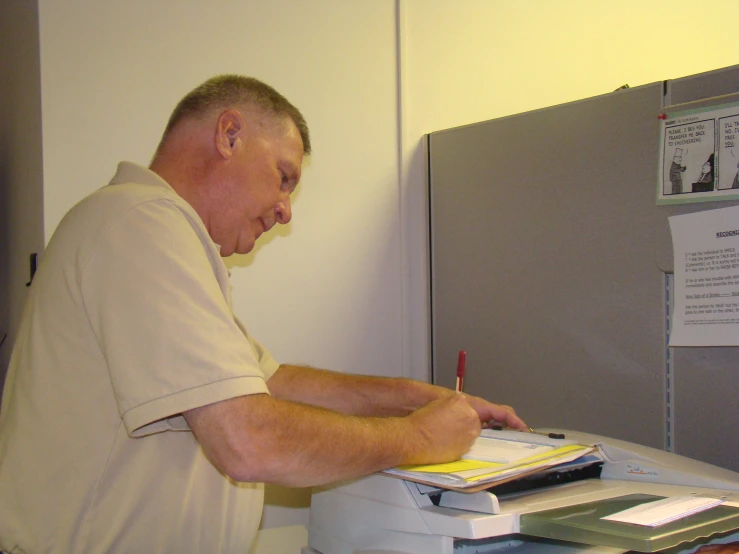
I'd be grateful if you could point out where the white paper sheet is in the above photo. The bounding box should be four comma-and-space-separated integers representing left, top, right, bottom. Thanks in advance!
669, 205, 739, 346
602, 496, 725, 527
463, 437, 563, 464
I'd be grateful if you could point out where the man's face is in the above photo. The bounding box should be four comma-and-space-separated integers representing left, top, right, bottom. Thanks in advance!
208, 114, 304, 256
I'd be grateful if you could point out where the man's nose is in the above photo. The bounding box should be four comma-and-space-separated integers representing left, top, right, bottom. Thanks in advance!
275, 195, 292, 224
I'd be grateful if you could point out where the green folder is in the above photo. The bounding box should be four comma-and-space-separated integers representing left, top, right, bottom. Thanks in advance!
520, 494, 739, 552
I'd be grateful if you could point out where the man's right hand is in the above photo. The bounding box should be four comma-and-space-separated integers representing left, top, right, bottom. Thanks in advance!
402, 392, 481, 465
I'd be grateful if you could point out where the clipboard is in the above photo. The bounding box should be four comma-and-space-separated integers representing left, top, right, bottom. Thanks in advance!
381, 430, 599, 493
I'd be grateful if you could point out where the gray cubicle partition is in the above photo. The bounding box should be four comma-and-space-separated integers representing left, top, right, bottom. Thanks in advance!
429, 65, 739, 471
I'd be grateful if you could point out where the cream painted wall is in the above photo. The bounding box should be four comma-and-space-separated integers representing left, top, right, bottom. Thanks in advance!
36, 0, 399, 550
400, 0, 739, 386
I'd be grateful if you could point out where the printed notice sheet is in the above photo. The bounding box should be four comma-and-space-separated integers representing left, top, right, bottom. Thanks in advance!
669, 205, 739, 346
658, 100, 739, 205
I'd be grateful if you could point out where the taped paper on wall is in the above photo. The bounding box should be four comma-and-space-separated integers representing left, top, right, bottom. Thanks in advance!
669, 205, 739, 346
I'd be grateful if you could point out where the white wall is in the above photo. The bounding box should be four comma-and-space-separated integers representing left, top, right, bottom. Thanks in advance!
37, 0, 399, 551
38, 0, 402, 377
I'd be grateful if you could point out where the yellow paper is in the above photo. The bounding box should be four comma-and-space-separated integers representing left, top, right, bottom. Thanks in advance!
396, 459, 502, 474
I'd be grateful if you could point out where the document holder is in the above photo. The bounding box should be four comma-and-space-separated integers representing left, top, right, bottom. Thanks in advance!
519, 494, 739, 552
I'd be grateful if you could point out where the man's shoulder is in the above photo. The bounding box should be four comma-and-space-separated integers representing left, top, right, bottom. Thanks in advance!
49, 179, 203, 262
66, 178, 193, 234
87, 179, 181, 212
45, 163, 216, 265
71, 162, 186, 218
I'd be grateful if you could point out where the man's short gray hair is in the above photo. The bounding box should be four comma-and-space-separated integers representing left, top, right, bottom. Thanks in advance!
158, 74, 311, 154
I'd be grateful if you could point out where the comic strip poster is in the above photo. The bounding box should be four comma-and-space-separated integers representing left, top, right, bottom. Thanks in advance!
658, 101, 739, 205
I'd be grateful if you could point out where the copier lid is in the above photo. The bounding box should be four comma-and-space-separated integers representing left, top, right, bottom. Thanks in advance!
520, 493, 739, 552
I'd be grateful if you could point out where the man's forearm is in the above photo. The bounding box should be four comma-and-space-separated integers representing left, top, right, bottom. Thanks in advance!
267, 364, 453, 416
266, 365, 529, 430
184, 392, 479, 488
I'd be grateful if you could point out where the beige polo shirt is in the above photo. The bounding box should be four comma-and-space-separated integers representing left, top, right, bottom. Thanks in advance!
0, 162, 279, 553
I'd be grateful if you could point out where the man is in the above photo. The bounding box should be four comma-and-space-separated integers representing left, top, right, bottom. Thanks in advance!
0, 75, 526, 553
669, 148, 687, 194
692, 153, 714, 193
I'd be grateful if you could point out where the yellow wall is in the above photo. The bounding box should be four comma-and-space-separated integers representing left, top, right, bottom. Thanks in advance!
405, 0, 739, 133
401, 0, 739, 382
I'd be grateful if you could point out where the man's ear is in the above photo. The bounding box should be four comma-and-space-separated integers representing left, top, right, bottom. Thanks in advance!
215, 109, 245, 159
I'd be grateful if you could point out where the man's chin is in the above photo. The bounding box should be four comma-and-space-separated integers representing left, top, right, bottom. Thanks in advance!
218, 235, 257, 257
231, 242, 256, 257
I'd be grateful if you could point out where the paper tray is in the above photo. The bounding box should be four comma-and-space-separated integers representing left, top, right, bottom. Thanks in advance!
519, 494, 739, 552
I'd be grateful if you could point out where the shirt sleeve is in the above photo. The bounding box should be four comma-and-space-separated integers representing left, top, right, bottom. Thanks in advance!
234, 316, 280, 382
81, 198, 271, 437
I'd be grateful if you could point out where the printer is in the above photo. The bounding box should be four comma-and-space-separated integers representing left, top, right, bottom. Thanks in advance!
302, 429, 739, 554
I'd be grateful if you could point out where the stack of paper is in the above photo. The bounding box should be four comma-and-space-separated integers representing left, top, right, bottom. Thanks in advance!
382, 429, 599, 492
602, 496, 726, 527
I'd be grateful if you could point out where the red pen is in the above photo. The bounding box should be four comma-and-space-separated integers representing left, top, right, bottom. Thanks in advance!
455, 350, 466, 393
